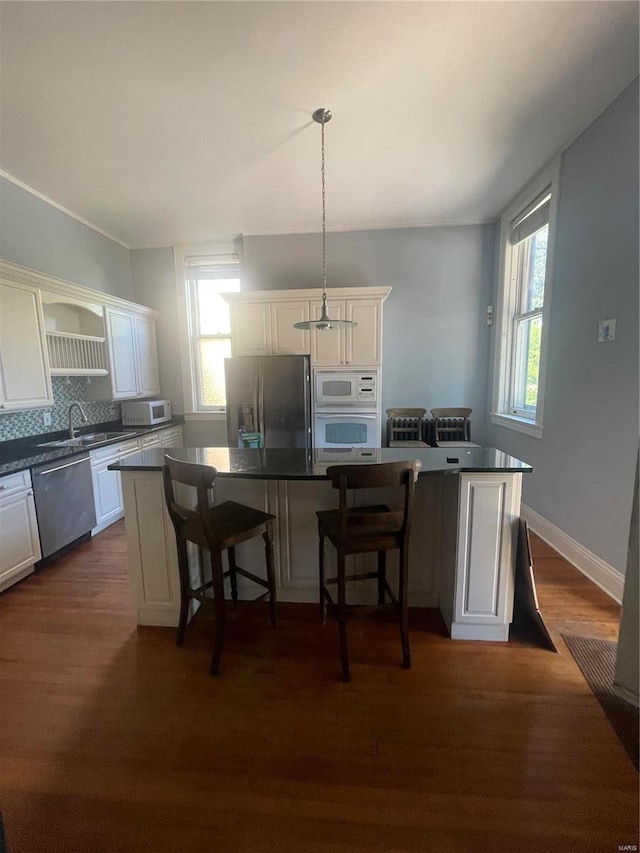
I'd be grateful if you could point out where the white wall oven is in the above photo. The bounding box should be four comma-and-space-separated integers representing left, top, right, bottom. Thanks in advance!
314, 410, 380, 448
314, 371, 378, 407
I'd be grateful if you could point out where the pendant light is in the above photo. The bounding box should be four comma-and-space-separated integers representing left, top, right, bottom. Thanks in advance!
293, 108, 357, 331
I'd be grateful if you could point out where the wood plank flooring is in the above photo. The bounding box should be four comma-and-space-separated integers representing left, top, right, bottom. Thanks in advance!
0, 523, 637, 853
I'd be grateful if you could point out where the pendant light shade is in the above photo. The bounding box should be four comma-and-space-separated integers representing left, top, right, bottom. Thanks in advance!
293, 108, 357, 331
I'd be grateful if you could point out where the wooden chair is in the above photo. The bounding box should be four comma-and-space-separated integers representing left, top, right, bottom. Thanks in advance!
430, 407, 479, 446
163, 454, 277, 675
385, 408, 429, 447
316, 459, 421, 681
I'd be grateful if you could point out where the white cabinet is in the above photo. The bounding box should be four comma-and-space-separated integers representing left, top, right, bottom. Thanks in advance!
139, 431, 162, 450
0, 280, 53, 412
346, 298, 382, 367
310, 297, 381, 367
270, 301, 310, 355
134, 315, 161, 397
158, 426, 183, 448
90, 437, 140, 534
230, 302, 271, 356
87, 307, 160, 401
0, 470, 41, 592
231, 299, 312, 357
226, 287, 390, 367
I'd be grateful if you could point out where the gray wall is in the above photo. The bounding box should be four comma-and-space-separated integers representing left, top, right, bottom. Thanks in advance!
0, 176, 133, 300
485, 78, 639, 575
244, 226, 495, 440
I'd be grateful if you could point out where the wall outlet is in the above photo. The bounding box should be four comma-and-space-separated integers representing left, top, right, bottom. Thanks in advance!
486, 304, 494, 326
43, 412, 52, 427
597, 318, 616, 342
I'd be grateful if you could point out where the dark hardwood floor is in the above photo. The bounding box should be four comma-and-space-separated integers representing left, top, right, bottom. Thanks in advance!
0, 522, 637, 852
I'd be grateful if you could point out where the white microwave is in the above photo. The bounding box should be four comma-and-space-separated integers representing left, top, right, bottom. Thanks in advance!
315, 371, 378, 406
121, 399, 172, 426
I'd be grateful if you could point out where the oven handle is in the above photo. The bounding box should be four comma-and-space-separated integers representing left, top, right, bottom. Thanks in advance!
34, 457, 89, 476
315, 414, 377, 419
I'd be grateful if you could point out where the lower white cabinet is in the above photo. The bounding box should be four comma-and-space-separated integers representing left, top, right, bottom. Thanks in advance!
90, 438, 140, 534
158, 426, 183, 448
90, 427, 183, 535
0, 470, 41, 592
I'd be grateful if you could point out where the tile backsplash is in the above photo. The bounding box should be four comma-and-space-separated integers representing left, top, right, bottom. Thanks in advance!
0, 377, 120, 442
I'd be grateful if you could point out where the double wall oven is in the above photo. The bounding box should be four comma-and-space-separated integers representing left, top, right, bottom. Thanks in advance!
313, 370, 381, 448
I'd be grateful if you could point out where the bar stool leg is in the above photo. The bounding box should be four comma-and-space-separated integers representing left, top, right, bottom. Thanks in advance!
175, 536, 191, 647
399, 545, 411, 669
228, 546, 238, 603
337, 548, 350, 682
263, 522, 277, 629
377, 550, 386, 605
210, 551, 226, 675
318, 528, 326, 624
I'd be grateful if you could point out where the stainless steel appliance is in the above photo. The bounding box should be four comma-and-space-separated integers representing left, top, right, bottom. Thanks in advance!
121, 399, 172, 426
313, 409, 380, 448
31, 453, 97, 560
314, 370, 378, 406
224, 355, 312, 449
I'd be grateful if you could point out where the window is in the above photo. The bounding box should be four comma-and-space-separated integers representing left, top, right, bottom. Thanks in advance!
491, 161, 560, 438
175, 248, 240, 413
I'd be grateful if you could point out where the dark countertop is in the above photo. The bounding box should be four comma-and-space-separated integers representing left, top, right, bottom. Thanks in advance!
0, 421, 182, 478
108, 446, 533, 480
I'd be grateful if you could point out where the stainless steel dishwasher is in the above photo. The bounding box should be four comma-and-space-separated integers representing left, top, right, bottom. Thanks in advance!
31, 453, 97, 560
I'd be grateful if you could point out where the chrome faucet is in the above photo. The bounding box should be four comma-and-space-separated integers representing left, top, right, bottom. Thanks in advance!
68, 403, 89, 439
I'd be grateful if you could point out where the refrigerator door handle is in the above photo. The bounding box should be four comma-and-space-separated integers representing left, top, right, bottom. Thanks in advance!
258, 372, 265, 438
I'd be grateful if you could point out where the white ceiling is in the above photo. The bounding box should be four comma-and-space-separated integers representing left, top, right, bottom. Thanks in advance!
1, 1, 638, 249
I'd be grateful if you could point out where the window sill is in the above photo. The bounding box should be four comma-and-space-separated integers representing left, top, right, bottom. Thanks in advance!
491, 413, 544, 439
183, 411, 227, 422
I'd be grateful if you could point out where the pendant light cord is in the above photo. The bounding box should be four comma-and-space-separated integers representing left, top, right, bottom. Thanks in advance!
320, 116, 327, 301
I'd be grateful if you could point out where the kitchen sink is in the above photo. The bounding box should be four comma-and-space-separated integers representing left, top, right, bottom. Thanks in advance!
37, 431, 135, 449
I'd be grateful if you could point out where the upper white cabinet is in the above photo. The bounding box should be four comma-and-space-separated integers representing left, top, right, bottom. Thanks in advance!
0, 260, 162, 404
271, 300, 310, 355
133, 314, 160, 397
229, 301, 272, 356
226, 287, 390, 367
87, 307, 160, 401
0, 279, 53, 412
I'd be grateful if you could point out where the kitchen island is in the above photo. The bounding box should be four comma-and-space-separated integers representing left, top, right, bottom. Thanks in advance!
110, 446, 533, 641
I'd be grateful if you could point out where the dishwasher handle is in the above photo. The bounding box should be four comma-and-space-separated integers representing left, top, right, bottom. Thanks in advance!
34, 456, 90, 476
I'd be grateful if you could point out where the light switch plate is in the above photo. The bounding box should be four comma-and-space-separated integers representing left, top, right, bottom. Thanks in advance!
597, 318, 616, 342
43, 412, 52, 427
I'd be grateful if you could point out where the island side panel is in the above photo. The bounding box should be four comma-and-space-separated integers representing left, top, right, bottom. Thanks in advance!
121, 470, 181, 626
448, 472, 522, 642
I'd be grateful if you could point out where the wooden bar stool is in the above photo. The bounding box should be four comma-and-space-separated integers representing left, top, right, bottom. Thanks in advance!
316, 459, 421, 682
163, 454, 277, 675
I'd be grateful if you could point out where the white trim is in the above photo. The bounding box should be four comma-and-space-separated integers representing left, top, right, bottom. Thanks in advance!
491, 158, 561, 431
182, 411, 227, 422
521, 503, 624, 604
0, 169, 130, 249
173, 243, 243, 414
0, 258, 157, 317
450, 623, 510, 642
223, 285, 392, 304
491, 412, 544, 439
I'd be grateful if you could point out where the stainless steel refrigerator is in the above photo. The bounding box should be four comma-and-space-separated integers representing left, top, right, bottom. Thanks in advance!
224, 355, 312, 449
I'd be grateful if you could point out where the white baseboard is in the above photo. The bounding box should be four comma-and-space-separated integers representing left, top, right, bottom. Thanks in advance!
521, 504, 624, 604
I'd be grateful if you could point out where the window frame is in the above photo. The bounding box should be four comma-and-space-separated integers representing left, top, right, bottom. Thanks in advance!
491, 160, 561, 439
174, 244, 241, 418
